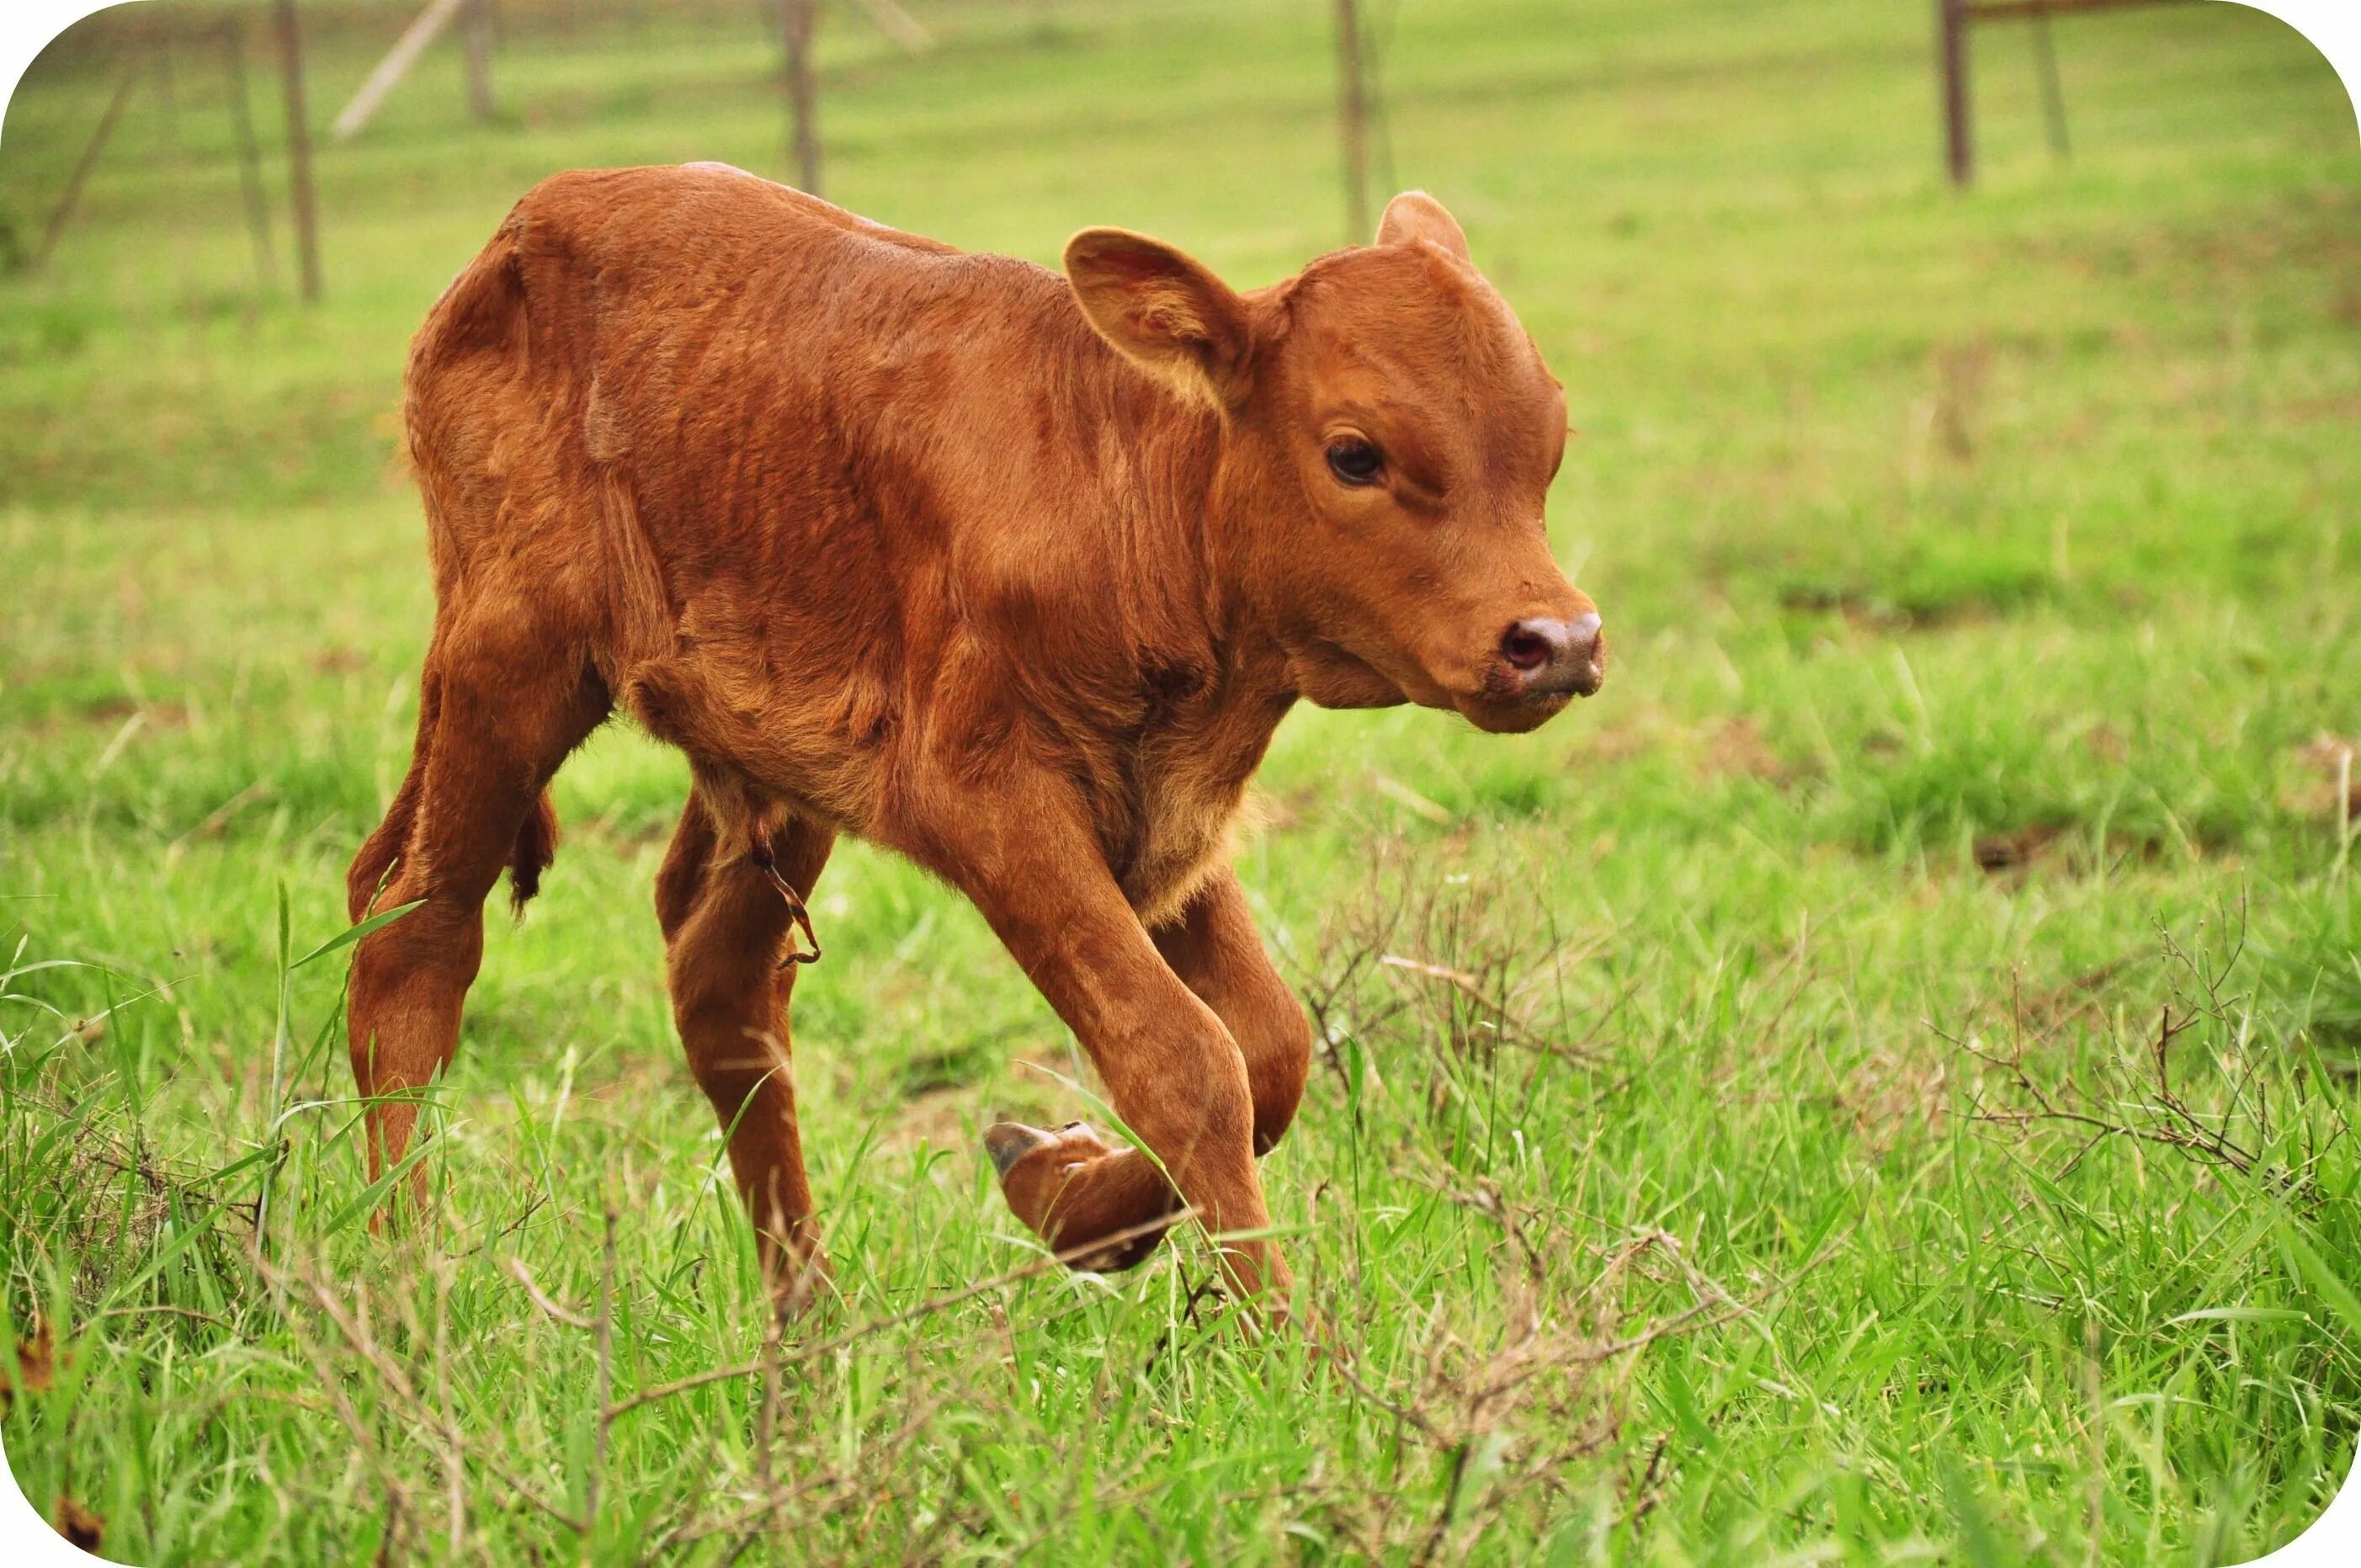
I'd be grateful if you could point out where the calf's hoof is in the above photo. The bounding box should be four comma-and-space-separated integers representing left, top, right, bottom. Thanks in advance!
982, 1119, 1171, 1273
757, 1226, 834, 1320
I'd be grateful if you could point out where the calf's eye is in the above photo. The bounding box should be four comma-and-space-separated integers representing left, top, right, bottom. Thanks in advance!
1325, 438, 1384, 487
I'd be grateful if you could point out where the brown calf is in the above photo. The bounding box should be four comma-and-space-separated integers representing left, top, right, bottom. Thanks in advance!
346, 165, 1602, 1308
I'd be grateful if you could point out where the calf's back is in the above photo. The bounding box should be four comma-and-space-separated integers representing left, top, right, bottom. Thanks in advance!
405, 164, 1247, 907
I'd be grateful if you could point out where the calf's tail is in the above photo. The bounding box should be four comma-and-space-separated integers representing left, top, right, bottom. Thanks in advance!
508, 791, 561, 917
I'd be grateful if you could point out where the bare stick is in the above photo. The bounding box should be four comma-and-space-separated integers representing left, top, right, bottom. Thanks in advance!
586, 1209, 615, 1539
332, 0, 469, 142
2334, 741, 2353, 880
852, 0, 931, 53
35, 57, 139, 270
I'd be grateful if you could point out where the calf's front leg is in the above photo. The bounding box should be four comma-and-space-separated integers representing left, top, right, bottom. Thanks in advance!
984, 868, 1311, 1269
928, 809, 1290, 1303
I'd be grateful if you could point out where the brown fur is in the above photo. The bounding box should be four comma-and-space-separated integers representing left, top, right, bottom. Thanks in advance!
345, 167, 1600, 1306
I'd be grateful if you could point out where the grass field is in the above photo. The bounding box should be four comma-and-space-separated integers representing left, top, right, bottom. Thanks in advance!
3, 0, 2359, 1561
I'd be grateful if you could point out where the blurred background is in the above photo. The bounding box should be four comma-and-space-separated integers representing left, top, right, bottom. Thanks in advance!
3, 3, 2359, 1562
6, 0, 2354, 964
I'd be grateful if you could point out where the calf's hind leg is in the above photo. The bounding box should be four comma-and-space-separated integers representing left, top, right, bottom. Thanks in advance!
656, 795, 836, 1299
346, 626, 607, 1206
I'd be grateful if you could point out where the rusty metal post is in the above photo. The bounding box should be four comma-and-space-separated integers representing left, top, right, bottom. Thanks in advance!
1333, 0, 1371, 241
780, 0, 821, 195
1939, 0, 1973, 187
274, 0, 322, 300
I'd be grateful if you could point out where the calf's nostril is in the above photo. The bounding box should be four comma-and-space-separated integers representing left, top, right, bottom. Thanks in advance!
1502, 626, 1555, 672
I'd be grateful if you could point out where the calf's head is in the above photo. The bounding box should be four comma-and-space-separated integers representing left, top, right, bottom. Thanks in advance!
1066, 191, 1603, 735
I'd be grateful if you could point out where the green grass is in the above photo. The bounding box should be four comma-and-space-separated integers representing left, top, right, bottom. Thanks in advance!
3, 0, 2358, 1560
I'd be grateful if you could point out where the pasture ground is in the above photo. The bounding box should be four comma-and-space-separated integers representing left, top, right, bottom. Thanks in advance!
3, 0, 2358, 1561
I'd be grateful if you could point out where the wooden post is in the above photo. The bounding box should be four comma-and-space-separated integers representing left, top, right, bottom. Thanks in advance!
155, 35, 178, 152
781, 0, 821, 194
155, 34, 202, 300
220, 19, 279, 292
1332, 0, 1370, 241
2031, 9, 2071, 161
35, 58, 139, 269
1933, 1, 2196, 184
274, 0, 322, 300
1938, 0, 1973, 187
464, 0, 496, 124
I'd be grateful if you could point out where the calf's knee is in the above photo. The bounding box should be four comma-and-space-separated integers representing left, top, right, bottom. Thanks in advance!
1246, 998, 1312, 1155
1100, 1030, 1257, 1170
350, 896, 484, 1005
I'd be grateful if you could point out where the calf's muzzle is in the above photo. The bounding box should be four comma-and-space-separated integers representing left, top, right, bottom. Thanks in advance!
1497, 612, 1604, 699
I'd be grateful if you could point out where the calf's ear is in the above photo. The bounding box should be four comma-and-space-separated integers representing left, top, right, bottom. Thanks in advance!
1376, 190, 1470, 263
1065, 229, 1254, 407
